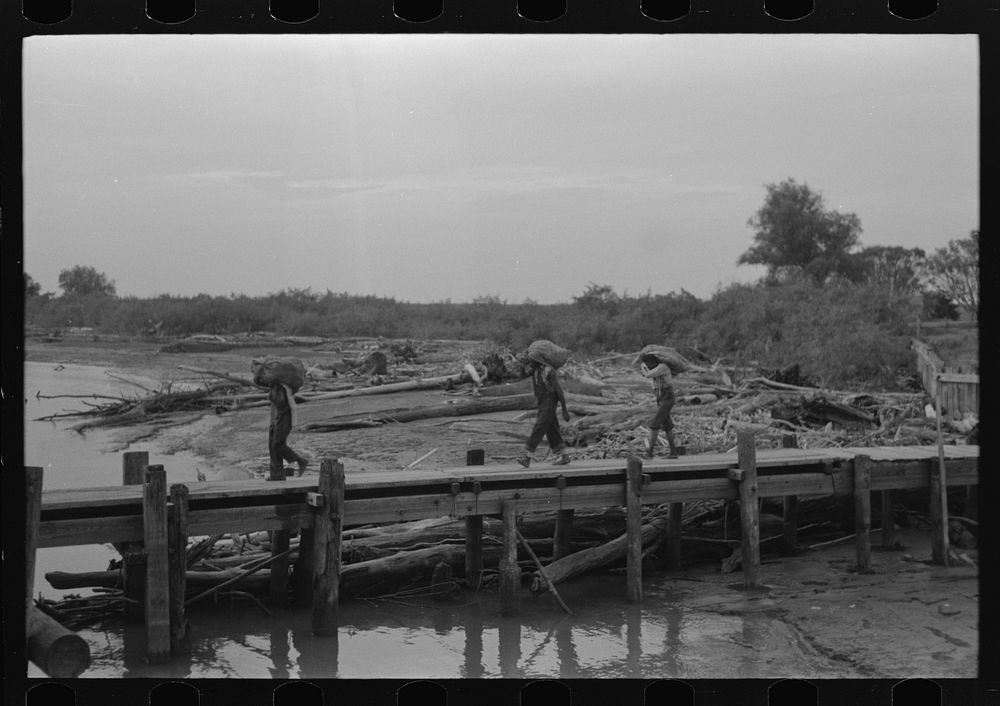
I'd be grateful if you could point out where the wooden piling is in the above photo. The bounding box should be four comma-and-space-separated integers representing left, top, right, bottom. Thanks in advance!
465, 449, 484, 588
142, 464, 170, 663
665, 502, 683, 569
312, 459, 345, 636
553, 509, 575, 560
270, 528, 291, 608
881, 490, 896, 547
781, 434, 799, 554
733, 431, 760, 589
168, 484, 189, 654
26, 467, 43, 607
122, 451, 149, 621
294, 528, 315, 605
854, 455, 872, 573
499, 499, 519, 616
931, 378, 951, 566
625, 456, 643, 602
929, 462, 951, 566
465, 516, 484, 589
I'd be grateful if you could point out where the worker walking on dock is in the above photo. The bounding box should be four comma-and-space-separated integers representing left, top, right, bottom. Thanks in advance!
267, 383, 309, 477
638, 350, 680, 459
517, 351, 571, 468
252, 357, 310, 478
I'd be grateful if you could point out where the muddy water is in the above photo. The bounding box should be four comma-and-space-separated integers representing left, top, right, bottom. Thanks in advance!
24, 362, 977, 679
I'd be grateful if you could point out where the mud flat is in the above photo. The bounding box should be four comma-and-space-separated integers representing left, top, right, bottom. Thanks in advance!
23, 337, 978, 678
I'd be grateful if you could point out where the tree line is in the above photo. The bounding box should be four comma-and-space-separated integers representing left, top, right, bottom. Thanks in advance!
24, 178, 977, 389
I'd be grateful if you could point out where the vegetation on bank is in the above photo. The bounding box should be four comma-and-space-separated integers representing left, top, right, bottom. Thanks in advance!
24, 179, 977, 390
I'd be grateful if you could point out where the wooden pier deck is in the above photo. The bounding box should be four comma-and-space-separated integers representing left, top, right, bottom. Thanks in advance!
28, 440, 978, 673
37, 444, 979, 549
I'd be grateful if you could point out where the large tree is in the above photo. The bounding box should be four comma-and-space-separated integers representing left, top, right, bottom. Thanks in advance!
856, 245, 926, 297
739, 179, 863, 284
924, 230, 978, 317
58, 265, 117, 297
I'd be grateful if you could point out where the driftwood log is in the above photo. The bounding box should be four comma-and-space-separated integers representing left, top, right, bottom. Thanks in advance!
529, 518, 668, 593
27, 605, 91, 678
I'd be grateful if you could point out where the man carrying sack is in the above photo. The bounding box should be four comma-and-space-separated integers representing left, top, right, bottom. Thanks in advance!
636, 344, 687, 460
252, 358, 310, 478
516, 340, 572, 468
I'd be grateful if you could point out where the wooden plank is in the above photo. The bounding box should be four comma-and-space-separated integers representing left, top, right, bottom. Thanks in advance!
937, 372, 978, 384
168, 484, 189, 654
143, 465, 170, 663
736, 431, 760, 589
499, 499, 519, 616
122, 451, 148, 623
312, 459, 345, 637
38, 444, 979, 511
854, 456, 872, 573
625, 457, 643, 603
187, 505, 315, 536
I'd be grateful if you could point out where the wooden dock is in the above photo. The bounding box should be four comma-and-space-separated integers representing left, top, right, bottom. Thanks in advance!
29, 438, 979, 669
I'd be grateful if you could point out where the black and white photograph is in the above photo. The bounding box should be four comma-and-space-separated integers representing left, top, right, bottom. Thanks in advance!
19, 32, 979, 684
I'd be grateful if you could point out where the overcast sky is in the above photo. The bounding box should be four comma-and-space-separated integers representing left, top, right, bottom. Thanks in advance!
22, 34, 978, 304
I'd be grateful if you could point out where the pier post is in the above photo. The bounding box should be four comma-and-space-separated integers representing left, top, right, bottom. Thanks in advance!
465, 449, 484, 588
665, 502, 683, 569
929, 461, 951, 566
168, 484, 189, 654
26, 467, 43, 607
881, 490, 896, 547
143, 465, 170, 662
780, 434, 799, 554
930, 378, 951, 566
625, 456, 643, 602
732, 431, 760, 589
853, 455, 872, 573
312, 459, 344, 636
554, 509, 575, 560
267, 462, 291, 608
499, 499, 519, 616
122, 451, 149, 621
294, 528, 315, 606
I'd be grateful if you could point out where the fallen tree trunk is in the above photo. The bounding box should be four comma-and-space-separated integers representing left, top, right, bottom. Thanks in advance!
299, 372, 473, 403
28, 605, 91, 677
304, 394, 538, 431
529, 518, 667, 593
479, 378, 608, 398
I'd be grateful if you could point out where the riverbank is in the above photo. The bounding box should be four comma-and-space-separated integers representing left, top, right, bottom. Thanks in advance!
23, 337, 979, 678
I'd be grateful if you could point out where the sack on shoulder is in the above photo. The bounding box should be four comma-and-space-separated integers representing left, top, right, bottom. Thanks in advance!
639, 344, 691, 375
251, 357, 307, 392
527, 339, 571, 369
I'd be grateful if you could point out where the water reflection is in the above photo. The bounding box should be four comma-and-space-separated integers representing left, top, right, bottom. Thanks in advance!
625, 607, 642, 677
462, 607, 484, 678
497, 617, 521, 678
555, 617, 579, 678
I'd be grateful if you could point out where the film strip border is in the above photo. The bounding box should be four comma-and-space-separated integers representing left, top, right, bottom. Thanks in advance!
3, 1, 998, 705
12, 676, 991, 705
7, 0, 998, 30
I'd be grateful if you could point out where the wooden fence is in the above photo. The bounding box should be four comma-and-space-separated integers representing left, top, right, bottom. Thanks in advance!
911, 339, 979, 419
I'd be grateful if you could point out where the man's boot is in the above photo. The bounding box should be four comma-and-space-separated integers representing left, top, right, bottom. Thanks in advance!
666, 431, 679, 459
